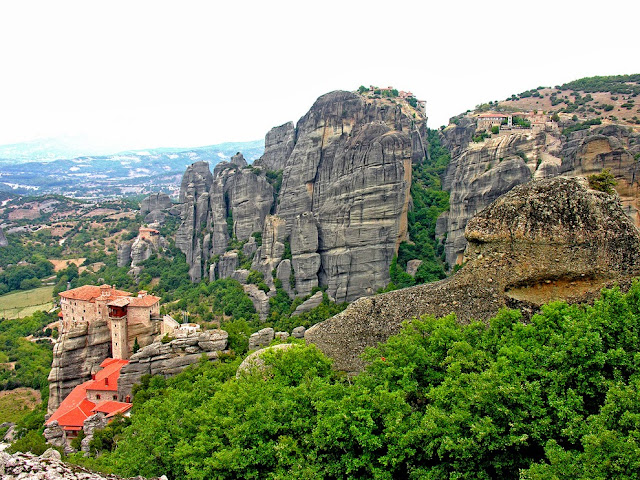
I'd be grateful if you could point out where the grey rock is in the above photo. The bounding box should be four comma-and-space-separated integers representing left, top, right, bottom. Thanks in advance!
40, 448, 62, 461
230, 152, 248, 168
144, 209, 167, 224
275, 331, 289, 341
291, 253, 321, 297
0, 227, 8, 247
209, 263, 217, 282
140, 193, 172, 216
231, 269, 250, 284
276, 91, 420, 302
253, 122, 296, 171
225, 169, 274, 241
251, 215, 287, 284
218, 251, 239, 279
116, 241, 132, 267
248, 327, 274, 350
292, 326, 306, 338
276, 259, 294, 298
243, 284, 270, 321
292, 291, 324, 316
242, 236, 258, 259
406, 259, 423, 277
43, 421, 66, 449
118, 330, 228, 398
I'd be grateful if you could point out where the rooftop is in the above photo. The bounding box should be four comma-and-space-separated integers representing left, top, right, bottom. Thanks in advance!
59, 284, 131, 302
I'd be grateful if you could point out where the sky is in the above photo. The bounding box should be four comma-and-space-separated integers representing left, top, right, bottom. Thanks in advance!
0, 0, 639, 156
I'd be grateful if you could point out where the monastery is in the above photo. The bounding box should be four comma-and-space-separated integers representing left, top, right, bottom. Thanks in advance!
59, 284, 161, 359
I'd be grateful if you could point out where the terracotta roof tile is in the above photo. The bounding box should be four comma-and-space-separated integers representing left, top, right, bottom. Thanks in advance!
92, 400, 132, 418
47, 358, 129, 429
127, 295, 160, 307
59, 285, 131, 302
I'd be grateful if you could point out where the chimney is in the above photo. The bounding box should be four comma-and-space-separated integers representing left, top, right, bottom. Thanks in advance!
138, 290, 147, 298
104, 377, 109, 386
91, 373, 96, 380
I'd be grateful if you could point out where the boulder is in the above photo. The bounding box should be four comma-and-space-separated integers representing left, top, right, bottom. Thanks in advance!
248, 327, 274, 350
292, 291, 323, 316
236, 343, 294, 378
406, 259, 423, 277
292, 326, 306, 338
243, 284, 270, 321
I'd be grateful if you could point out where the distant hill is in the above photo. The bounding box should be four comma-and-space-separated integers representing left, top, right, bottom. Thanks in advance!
0, 140, 264, 198
465, 74, 640, 127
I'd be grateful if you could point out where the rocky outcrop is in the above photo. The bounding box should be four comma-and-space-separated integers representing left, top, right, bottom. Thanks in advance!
291, 291, 323, 316
117, 330, 228, 399
217, 251, 239, 279
80, 413, 108, 453
116, 242, 132, 268
441, 130, 545, 267
176, 90, 427, 309
253, 122, 296, 171
440, 121, 640, 268
248, 327, 274, 350
140, 193, 172, 216
306, 177, 640, 373
290, 213, 320, 297
236, 343, 294, 378
243, 284, 270, 321
47, 322, 111, 414
1, 450, 166, 479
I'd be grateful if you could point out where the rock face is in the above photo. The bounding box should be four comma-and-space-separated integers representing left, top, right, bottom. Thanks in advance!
253, 122, 296, 171
306, 177, 640, 373
248, 327, 275, 350
140, 192, 172, 216
236, 343, 294, 378
0, 227, 8, 247
440, 121, 640, 268
117, 330, 228, 399
291, 291, 324, 316
47, 322, 111, 414
175, 90, 427, 310
1, 450, 165, 479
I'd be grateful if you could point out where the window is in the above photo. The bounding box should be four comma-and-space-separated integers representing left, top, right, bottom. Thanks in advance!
113, 395, 117, 400
97, 394, 101, 400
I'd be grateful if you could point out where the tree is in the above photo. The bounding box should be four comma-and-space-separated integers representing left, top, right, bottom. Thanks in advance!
132, 337, 140, 354
588, 169, 617, 194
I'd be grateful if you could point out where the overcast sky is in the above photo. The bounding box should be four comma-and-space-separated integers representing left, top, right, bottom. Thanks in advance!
0, 0, 638, 155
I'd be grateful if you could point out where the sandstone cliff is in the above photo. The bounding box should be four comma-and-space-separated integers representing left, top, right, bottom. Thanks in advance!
176, 90, 428, 303
306, 177, 640, 373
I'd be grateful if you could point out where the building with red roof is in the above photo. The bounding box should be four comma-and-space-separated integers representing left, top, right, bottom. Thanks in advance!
58, 284, 161, 360
46, 358, 132, 437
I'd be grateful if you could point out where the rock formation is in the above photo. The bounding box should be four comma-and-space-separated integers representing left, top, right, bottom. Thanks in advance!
0, 450, 166, 479
176, 90, 428, 306
440, 120, 640, 268
306, 177, 640, 373
253, 122, 296, 171
117, 330, 228, 399
47, 321, 111, 414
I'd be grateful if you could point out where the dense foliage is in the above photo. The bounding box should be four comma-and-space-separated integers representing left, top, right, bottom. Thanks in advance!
559, 74, 640, 96
0, 310, 55, 391
392, 129, 450, 289
79, 281, 640, 479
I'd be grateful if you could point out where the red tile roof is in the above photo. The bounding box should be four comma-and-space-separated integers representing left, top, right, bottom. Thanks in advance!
59, 285, 131, 302
85, 359, 129, 392
47, 358, 129, 430
127, 295, 160, 307
92, 400, 132, 418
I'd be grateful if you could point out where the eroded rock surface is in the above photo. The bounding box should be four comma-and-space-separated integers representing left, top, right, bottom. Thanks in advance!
117, 330, 228, 399
307, 177, 640, 373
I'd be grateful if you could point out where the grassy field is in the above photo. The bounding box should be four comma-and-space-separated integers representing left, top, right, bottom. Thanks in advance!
0, 286, 54, 319
0, 387, 42, 424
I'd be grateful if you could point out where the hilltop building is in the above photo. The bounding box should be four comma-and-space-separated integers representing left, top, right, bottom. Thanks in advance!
45, 358, 132, 440
59, 284, 162, 359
